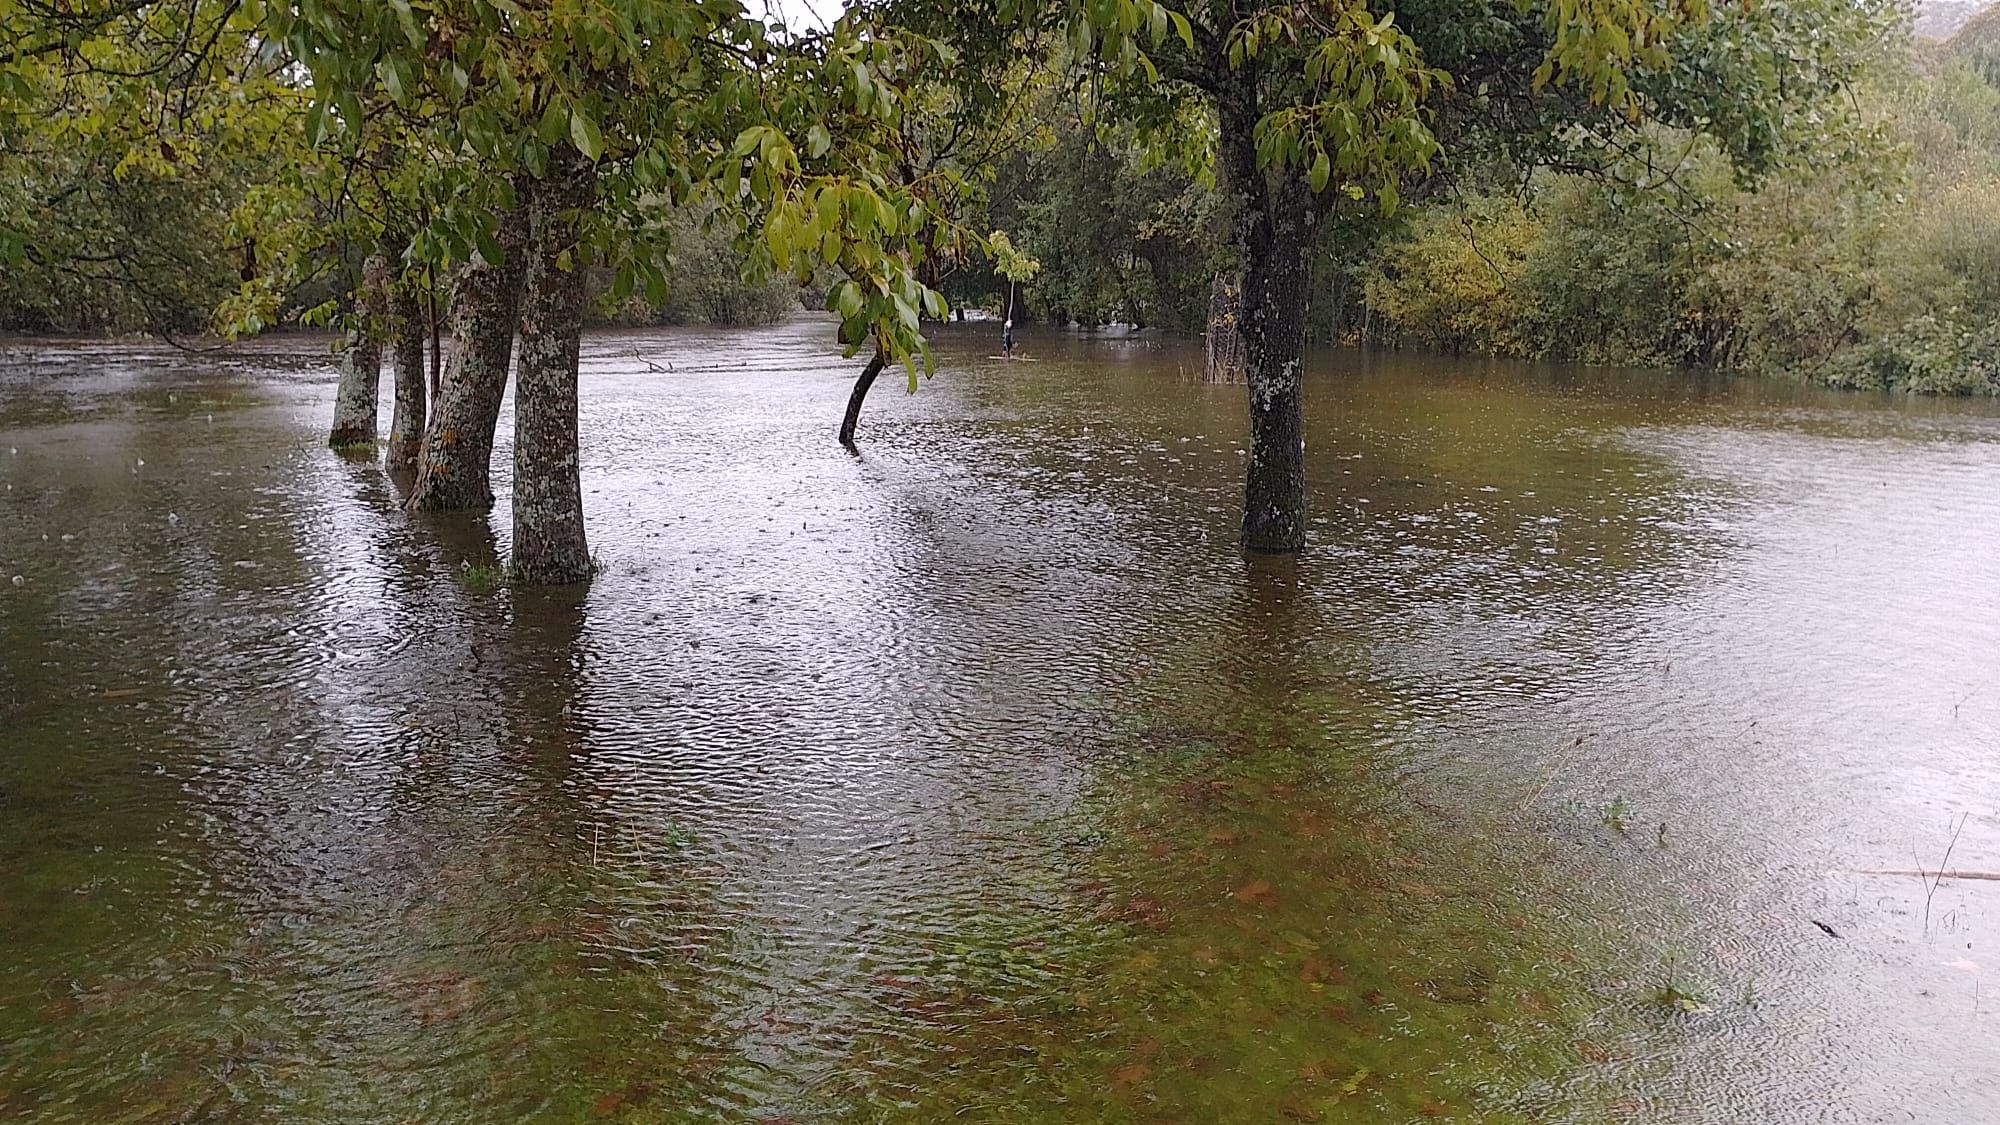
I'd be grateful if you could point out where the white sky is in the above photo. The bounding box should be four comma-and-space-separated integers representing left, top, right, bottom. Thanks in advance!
761, 0, 846, 31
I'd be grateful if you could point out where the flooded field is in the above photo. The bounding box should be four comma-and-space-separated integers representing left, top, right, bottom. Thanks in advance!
1, 320, 1995, 1121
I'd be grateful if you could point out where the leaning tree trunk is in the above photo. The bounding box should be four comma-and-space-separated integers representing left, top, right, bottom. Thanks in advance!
511, 157, 597, 585
1203, 272, 1246, 383
327, 252, 394, 449
1220, 93, 1315, 552
406, 201, 529, 511
386, 272, 428, 469
837, 347, 888, 448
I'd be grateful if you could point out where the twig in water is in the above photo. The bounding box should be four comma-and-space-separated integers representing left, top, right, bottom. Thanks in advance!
1858, 868, 2000, 882
1916, 813, 1970, 934
1518, 732, 1599, 810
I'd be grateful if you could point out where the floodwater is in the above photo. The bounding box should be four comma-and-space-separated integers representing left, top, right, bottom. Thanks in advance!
1, 319, 1995, 1122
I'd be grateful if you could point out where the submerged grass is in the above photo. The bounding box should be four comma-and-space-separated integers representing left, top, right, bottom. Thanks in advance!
456, 561, 507, 588
829, 675, 1682, 1123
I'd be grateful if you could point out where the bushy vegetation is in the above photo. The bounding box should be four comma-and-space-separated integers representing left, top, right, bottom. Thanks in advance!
1345, 44, 2000, 395
983, 119, 1222, 331
590, 208, 802, 328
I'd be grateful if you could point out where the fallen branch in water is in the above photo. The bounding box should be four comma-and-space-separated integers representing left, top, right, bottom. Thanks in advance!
1858, 869, 2000, 882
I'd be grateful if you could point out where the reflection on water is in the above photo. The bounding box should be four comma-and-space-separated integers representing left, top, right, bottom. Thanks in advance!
1, 322, 1996, 1120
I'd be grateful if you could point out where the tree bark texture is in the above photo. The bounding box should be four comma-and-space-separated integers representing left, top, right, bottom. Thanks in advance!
1203, 272, 1246, 383
1219, 90, 1314, 553
837, 348, 887, 448
386, 274, 428, 469
406, 201, 529, 511
426, 281, 443, 398
511, 158, 597, 585
326, 252, 393, 449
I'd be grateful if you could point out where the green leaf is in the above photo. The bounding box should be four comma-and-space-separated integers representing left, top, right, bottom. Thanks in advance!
379, 59, 405, 104
764, 210, 792, 263
388, 0, 423, 48
538, 99, 569, 146
304, 99, 327, 146
830, 279, 863, 318
1309, 150, 1330, 193
570, 108, 604, 161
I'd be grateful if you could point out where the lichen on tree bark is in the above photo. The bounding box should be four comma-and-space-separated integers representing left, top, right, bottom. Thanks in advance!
509, 157, 596, 584
326, 251, 394, 450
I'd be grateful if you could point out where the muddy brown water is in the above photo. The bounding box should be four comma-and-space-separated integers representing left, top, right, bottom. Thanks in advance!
1, 320, 1995, 1122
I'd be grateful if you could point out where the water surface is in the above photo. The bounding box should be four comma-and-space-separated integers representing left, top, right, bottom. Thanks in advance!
2, 322, 1995, 1121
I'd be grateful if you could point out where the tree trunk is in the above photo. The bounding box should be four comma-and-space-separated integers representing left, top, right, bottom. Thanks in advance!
511, 157, 597, 585
327, 251, 393, 449
1203, 272, 1246, 383
838, 347, 888, 448
386, 271, 428, 470
406, 200, 529, 511
1239, 227, 1311, 552
1219, 92, 1315, 553
426, 277, 443, 399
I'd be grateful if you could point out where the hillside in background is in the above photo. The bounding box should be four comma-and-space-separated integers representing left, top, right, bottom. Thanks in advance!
1941, 1, 2000, 59
1918, 0, 1992, 39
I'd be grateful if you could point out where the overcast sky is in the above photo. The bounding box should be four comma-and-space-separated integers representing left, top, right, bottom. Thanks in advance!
760, 0, 844, 31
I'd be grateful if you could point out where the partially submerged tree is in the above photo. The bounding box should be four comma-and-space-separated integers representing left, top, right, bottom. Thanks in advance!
406, 192, 528, 511
1057, 0, 1892, 549
989, 228, 1041, 327
327, 247, 395, 449
271, 0, 780, 582
1203, 273, 1245, 381
743, 8, 1054, 448
386, 259, 430, 468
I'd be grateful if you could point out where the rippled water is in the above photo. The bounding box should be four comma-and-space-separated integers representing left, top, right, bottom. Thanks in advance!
2, 322, 1996, 1122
